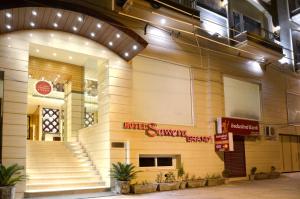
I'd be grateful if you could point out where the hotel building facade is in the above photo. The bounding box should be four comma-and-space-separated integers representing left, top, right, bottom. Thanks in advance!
0, 0, 300, 198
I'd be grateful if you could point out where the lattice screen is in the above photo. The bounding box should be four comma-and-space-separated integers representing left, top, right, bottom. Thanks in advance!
42, 108, 60, 133
85, 112, 95, 127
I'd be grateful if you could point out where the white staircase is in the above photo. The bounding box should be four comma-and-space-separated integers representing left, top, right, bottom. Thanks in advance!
26, 141, 106, 196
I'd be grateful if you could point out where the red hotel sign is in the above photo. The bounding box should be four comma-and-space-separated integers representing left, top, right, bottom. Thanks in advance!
123, 122, 212, 143
35, 80, 52, 95
217, 117, 259, 136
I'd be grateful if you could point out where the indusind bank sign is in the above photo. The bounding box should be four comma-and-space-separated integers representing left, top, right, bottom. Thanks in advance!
123, 122, 212, 143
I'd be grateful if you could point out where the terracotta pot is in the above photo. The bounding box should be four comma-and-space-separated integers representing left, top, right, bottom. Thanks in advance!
131, 183, 158, 194
207, 178, 224, 186
0, 186, 16, 199
179, 181, 187, 189
269, 172, 280, 179
114, 181, 130, 194
249, 174, 255, 181
254, 172, 269, 180
187, 179, 207, 188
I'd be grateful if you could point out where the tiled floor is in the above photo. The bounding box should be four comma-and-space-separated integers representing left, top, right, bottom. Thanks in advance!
28, 173, 300, 199
104, 173, 300, 199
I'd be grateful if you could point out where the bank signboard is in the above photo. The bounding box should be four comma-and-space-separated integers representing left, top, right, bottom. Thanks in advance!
217, 117, 260, 136
215, 133, 234, 152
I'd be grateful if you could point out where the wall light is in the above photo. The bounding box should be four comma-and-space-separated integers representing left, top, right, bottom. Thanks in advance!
30, 22, 35, 27
133, 45, 138, 50
53, 23, 58, 28
69, 56, 73, 60
97, 23, 101, 28
90, 32, 95, 37
124, 52, 129, 57
78, 16, 83, 22
5, 12, 12, 18
72, 26, 78, 31
109, 41, 113, 46
160, 18, 166, 25
32, 10, 37, 16
36, 49, 40, 53
6, 24, 11, 30
116, 33, 121, 38
248, 61, 263, 74
57, 12, 62, 18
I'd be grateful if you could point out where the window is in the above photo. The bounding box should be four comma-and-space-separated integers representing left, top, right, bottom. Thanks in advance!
287, 93, 300, 124
132, 56, 193, 126
232, 12, 262, 37
223, 77, 261, 120
139, 155, 176, 168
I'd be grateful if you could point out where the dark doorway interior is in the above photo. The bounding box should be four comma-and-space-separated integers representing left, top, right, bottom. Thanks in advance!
224, 135, 246, 177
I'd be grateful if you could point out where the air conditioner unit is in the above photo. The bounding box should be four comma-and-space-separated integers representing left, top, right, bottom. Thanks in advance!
264, 126, 277, 140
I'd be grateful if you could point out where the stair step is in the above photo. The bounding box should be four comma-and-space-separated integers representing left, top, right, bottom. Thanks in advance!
27, 182, 105, 190
27, 167, 95, 173
27, 176, 101, 184
27, 171, 98, 178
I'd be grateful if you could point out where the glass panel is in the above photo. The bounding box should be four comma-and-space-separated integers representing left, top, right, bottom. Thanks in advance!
157, 157, 173, 166
243, 15, 261, 36
0, 71, 3, 163
139, 157, 155, 167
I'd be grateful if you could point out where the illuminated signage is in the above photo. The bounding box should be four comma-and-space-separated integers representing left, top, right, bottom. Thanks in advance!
217, 117, 259, 136
123, 122, 212, 143
35, 80, 52, 95
215, 133, 234, 152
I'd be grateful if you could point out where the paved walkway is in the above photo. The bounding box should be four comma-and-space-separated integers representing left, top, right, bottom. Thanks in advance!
101, 173, 300, 199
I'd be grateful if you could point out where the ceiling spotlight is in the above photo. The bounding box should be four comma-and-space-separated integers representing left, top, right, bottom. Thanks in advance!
124, 52, 129, 57
90, 32, 95, 37
116, 33, 121, 38
160, 18, 166, 25
85, 42, 89, 46
72, 26, 78, 31
7, 37, 11, 40
69, 56, 73, 60
109, 41, 113, 46
8, 45, 11, 48
53, 52, 57, 56
30, 22, 35, 27
5, 12, 12, 18
6, 24, 11, 30
97, 23, 101, 28
78, 16, 83, 22
50, 33, 54, 37
32, 10, 37, 16
57, 12, 62, 18
53, 23, 58, 28
133, 45, 138, 50
36, 49, 40, 53
29, 33, 33, 37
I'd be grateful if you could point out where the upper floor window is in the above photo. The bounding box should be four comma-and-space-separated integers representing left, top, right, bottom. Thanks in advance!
232, 12, 262, 37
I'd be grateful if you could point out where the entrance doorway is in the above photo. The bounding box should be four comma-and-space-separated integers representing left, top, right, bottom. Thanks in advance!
224, 135, 246, 177
280, 135, 300, 172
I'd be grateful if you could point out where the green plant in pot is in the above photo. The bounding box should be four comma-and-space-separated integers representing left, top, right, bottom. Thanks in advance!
222, 169, 230, 184
110, 162, 140, 194
177, 164, 186, 189
0, 164, 25, 199
249, 167, 257, 181
269, 166, 280, 179
156, 171, 180, 191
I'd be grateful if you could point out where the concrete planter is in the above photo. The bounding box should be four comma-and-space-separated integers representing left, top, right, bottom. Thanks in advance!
249, 174, 255, 181
157, 182, 180, 191
187, 179, 207, 188
207, 178, 225, 186
114, 181, 130, 194
0, 186, 16, 199
269, 172, 281, 179
179, 181, 187, 189
131, 183, 158, 194
254, 172, 269, 180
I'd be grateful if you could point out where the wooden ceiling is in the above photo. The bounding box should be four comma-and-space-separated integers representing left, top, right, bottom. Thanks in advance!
0, 1, 148, 61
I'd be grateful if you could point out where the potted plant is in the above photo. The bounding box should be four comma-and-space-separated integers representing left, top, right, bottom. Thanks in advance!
186, 175, 207, 188
156, 171, 180, 191
222, 169, 230, 184
206, 174, 224, 186
131, 180, 158, 194
269, 166, 280, 179
0, 164, 25, 199
254, 171, 269, 180
177, 164, 187, 189
249, 167, 257, 181
110, 162, 140, 194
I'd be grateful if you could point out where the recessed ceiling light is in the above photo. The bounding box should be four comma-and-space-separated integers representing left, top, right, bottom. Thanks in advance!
124, 52, 129, 57
53, 23, 58, 28
32, 10, 37, 16
36, 49, 40, 53
57, 12, 62, 18
133, 45, 138, 50
53, 52, 57, 56
8, 45, 11, 48
116, 33, 121, 38
90, 32, 95, 37
69, 56, 73, 60
5, 12, 12, 18
109, 41, 113, 46
7, 37, 11, 40
78, 16, 83, 22
50, 33, 54, 37
30, 22, 35, 27
72, 26, 78, 31
97, 23, 101, 28
29, 33, 33, 37
6, 24, 11, 30
160, 18, 166, 25
85, 42, 89, 46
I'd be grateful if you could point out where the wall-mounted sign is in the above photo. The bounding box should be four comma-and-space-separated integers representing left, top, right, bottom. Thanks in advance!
215, 133, 234, 152
123, 122, 212, 143
35, 80, 52, 95
217, 117, 259, 136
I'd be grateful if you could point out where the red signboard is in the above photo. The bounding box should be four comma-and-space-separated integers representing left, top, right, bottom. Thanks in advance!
217, 117, 259, 136
123, 122, 212, 143
35, 80, 52, 95
215, 133, 234, 152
